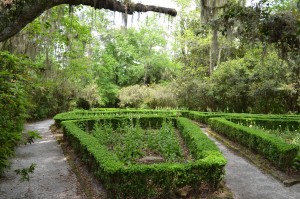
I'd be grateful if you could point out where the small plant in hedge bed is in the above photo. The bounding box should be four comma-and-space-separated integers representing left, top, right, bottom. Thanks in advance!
61, 116, 226, 198
92, 119, 184, 164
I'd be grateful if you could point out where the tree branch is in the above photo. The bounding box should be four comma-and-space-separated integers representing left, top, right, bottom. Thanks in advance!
0, 0, 177, 42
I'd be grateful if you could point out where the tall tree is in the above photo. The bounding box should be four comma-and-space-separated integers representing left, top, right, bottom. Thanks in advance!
200, 0, 227, 74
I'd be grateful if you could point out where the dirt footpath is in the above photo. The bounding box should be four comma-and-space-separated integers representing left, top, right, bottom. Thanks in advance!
0, 120, 86, 199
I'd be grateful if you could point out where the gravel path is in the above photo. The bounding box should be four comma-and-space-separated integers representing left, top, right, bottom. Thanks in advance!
201, 128, 300, 199
1, 120, 300, 199
0, 120, 86, 199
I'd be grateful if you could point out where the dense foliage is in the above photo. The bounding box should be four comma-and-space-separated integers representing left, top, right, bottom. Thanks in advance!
0, 52, 28, 174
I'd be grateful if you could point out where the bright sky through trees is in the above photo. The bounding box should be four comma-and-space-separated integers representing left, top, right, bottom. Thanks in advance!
137, 0, 177, 8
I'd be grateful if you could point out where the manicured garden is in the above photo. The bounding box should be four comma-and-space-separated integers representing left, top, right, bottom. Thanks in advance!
53, 109, 300, 198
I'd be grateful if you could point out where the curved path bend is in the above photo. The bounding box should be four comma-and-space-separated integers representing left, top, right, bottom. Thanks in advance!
201, 128, 300, 199
0, 120, 86, 199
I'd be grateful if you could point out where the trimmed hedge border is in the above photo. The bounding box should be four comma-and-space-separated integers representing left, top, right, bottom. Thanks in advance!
61, 116, 226, 198
54, 109, 180, 124
208, 117, 299, 170
228, 118, 300, 131
183, 111, 300, 125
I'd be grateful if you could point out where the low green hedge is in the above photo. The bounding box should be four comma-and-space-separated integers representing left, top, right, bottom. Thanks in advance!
62, 116, 226, 198
182, 111, 225, 124
75, 116, 173, 132
54, 109, 180, 124
183, 111, 300, 125
209, 118, 299, 170
228, 118, 300, 131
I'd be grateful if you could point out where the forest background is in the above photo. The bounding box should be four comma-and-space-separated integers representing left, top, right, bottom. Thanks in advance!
0, 0, 299, 169
0, 0, 299, 174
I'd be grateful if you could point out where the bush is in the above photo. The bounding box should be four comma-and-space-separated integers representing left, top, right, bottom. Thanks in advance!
0, 51, 29, 174
118, 84, 178, 109
228, 118, 300, 131
209, 117, 299, 170
61, 116, 226, 198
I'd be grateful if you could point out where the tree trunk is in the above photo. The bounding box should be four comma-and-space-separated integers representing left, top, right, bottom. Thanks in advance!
210, 27, 218, 75
0, 0, 177, 42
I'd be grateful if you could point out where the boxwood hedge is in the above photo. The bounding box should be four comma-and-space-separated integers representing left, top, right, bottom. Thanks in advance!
61, 116, 226, 198
209, 117, 299, 170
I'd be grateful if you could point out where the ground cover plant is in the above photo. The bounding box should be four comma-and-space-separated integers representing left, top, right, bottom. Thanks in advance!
91, 119, 185, 164
60, 114, 226, 198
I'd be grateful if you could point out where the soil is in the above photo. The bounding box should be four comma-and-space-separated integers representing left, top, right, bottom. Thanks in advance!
174, 129, 193, 162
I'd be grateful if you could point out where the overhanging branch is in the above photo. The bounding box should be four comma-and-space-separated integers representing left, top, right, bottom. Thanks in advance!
0, 0, 177, 42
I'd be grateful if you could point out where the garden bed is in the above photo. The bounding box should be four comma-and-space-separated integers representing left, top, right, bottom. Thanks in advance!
61, 116, 226, 198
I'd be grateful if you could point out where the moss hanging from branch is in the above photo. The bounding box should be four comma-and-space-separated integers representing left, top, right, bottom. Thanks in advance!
0, 0, 177, 42
200, 0, 227, 22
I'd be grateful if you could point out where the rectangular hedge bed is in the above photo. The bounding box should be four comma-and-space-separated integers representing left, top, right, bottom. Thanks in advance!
209, 118, 299, 170
61, 116, 226, 198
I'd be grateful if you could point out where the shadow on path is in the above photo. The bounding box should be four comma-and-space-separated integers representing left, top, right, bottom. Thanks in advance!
0, 120, 86, 199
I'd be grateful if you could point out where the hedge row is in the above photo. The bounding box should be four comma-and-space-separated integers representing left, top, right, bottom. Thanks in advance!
183, 111, 300, 125
61, 117, 226, 198
228, 118, 300, 131
182, 111, 225, 124
56, 109, 299, 126
75, 116, 174, 132
209, 118, 299, 170
54, 109, 180, 124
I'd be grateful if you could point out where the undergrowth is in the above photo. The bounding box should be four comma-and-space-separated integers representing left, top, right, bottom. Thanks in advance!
91, 119, 184, 164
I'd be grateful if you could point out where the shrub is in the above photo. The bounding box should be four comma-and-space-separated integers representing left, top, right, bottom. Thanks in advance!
54, 109, 180, 125
228, 118, 300, 131
118, 84, 178, 109
0, 51, 29, 174
209, 117, 299, 170
61, 116, 226, 198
